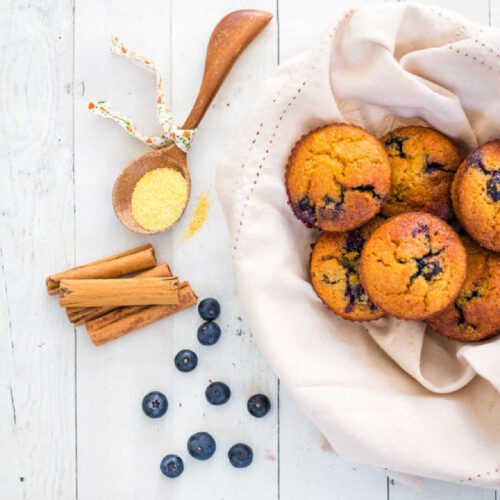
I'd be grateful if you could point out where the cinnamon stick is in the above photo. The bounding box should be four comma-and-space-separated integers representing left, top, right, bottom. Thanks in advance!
66, 263, 172, 325
46, 244, 156, 295
59, 277, 179, 308
85, 281, 197, 346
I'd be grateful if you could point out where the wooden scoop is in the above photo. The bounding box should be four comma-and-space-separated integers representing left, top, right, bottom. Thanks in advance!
112, 9, 273, 234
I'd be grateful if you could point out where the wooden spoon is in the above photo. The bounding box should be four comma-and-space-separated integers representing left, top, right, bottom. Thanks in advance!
112, 9, 273, 234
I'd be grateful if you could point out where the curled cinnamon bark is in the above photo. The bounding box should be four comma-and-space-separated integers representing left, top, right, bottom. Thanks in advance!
46, 244, 156, 295
85, 281, 197, 346
66, 263, 172, 325
59, 277, 179, 308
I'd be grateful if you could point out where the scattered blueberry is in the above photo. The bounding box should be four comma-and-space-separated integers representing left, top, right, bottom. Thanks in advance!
187, 432, 216, 460
247, 394, 271, 418
142, 391, 168, 418
205, 381, 231, 405
174, 349, 198, 372
228, 443, 253, 468
198, 298, 220, 321
197, 321, 221, 346
160, 454, 184, 478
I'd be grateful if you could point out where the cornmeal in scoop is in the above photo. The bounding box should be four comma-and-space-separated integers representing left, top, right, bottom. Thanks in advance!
131, 168, 188, 232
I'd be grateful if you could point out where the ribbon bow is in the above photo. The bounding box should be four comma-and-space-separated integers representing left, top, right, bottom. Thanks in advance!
88, 35, 195, 152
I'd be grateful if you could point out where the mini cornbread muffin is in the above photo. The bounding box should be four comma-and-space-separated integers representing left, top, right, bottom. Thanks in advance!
381, 126, 461, 219
427, 235, 500, 341
451, 140, 500, 252
359, 213, 467, 320
310, 217, 386, 322
286, 124, 391, 232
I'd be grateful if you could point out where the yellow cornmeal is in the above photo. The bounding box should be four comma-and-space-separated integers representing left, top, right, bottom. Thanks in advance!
182, 188, 211, 241
131, 168, 188, 232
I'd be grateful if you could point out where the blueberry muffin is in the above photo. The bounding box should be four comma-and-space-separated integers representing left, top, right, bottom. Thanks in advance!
286, 123, 391, 232
451, 140, 500, 252
310, 217, 386, 321
427, 235, 500, 341
381, 126, 461, 219
359, 213, 467, 320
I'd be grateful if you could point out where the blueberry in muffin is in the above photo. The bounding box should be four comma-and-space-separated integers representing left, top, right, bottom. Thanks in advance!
310, 217, 386, 321
359, 213, 467, 320
452, 140, 500, 252
427, 235, 500, 341
286, 123, 391, 232
381, 126, 461, 219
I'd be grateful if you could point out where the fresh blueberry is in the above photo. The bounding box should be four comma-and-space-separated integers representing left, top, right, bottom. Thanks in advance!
228, 443, 253, 468
198, 298, 220, 321
160, 454, 184, 478
205, 381, 231, 405
187, 432, 216, 460
174, 349, 198, 372
247, 394, 271, 418
197, 322, 221, 346
142, 391, 168, 418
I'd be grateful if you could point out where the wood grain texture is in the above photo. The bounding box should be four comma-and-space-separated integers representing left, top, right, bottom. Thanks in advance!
389, 479, 496, 500
492, 1, 500, 28
160, 3, 279, 499
0, 0, 76, 498
75, 0, 278, 499
2, 0, 499, 498
74, 2, 178, 498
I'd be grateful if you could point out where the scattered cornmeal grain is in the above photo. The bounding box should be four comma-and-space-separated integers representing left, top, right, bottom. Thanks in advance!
182, 188, 211, 241
131, 168, 188, 232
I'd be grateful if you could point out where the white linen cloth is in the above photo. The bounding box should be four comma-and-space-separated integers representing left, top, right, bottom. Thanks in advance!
216, 2, 500, 487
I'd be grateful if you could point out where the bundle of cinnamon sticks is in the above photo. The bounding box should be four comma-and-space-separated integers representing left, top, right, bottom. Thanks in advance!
46, 244, 197, 346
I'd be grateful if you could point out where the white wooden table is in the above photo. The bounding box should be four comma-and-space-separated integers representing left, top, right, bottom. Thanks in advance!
1, 0, 499, 498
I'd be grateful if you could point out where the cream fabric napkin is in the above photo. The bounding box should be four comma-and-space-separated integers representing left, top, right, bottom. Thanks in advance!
216, 2, 500, 487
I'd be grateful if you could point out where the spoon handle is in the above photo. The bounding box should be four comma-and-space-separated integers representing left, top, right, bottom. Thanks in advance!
182, 9, 273, 130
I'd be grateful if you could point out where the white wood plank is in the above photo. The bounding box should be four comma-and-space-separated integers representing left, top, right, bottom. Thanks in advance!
389, 479, 495, 500
277, 1, 389, 499
491, 0, 500, 28
3, 1, 498, 500
74, 1, 279, 498
74, 2, 175, 499
161, 2, 279, 496
0, 0, 76, 498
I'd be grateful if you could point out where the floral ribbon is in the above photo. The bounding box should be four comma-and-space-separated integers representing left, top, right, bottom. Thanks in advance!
88, 35, 195, 152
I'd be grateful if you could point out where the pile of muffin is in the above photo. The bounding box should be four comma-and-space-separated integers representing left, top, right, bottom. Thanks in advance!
285, 124, 499, 341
